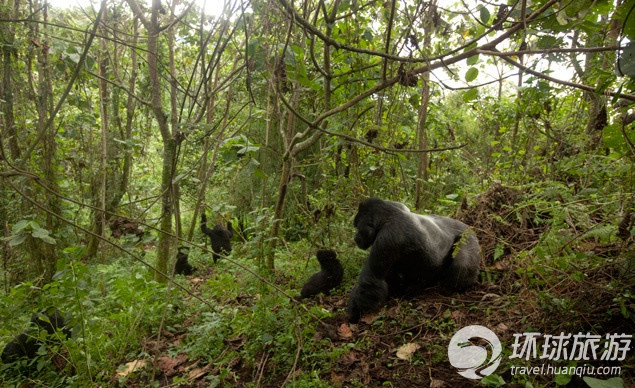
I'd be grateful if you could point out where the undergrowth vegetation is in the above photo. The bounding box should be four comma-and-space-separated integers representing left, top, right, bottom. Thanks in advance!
1, 171, 632, 386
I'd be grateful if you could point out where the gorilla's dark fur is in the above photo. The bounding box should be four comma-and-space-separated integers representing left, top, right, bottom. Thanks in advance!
174, 246, 195, 275
1, 308, 71, 364
299, 250, 344, 299
200, 213, 233, 263
347, 198, 481, 323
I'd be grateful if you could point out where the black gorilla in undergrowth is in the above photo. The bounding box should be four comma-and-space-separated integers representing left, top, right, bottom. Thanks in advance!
200, 212, 233, 263
174, 246, 196, 275
298, 250, 344, 299
1, 308, 71, 365
347, 198, 481, 323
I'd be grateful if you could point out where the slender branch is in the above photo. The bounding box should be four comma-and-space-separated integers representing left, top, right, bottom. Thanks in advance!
484, 45, 624, 57
493, 53, 635, 102
85, 69, 151, 107
278, 86, 464, 154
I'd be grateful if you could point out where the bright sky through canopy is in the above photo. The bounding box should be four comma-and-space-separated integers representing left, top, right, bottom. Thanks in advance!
46, 0, 228, 17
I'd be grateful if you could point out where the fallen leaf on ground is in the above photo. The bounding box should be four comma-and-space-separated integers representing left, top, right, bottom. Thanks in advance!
396, 343, 421, 361
189, 362, 214, 380
430, 378, 448, 387
116, 359, 147, 377
337, 323, 353, 339
360, 312, 380, 324
156, 354, 187, 376
330, 371, 345, 385
339, 351, 360, 366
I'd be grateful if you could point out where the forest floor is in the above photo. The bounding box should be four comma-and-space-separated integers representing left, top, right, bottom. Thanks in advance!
124, 255, 632, 387
114, 185, 633, 387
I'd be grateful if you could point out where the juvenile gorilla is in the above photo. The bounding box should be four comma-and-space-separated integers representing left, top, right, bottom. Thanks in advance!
347, 198, 481, 323
2, 308, 71, 364
200, 212, 233, 263
174, 246, 196, 275
298, 250, 344, 299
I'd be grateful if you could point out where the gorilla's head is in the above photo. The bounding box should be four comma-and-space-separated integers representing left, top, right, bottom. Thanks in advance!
354, 197, 401, 249
31, 308, 71, 338
353, 198, 377, 249
316, 249, 337, 265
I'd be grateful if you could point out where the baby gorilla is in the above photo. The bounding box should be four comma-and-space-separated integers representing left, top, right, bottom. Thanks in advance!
1, 308, 71, 364
174, 246, 196, 275
200, 212, 233, 263
298, 250, 343, 299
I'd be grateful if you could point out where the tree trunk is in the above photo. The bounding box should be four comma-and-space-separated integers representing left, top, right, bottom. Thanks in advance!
29, 0, 59, 283
414, 71, 430, 210
1, 0, 20, 160
87, 8, 110, 259
414, 11, 432, 210
126, 0, 175, 281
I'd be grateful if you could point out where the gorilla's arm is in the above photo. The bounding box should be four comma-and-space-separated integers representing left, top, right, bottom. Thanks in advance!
200, 213, 213, 236
225, 221, 234, 239
347, 265, 389, 323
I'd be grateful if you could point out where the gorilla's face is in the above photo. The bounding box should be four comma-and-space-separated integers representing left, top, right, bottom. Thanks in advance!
353, 206, 376, 250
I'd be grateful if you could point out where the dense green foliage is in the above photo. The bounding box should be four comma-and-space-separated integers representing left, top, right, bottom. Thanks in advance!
0, 0, 633, 386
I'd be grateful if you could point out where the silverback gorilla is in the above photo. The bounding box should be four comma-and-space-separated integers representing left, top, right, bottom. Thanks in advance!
200, 213, 233, 263
298, 250, 344, 299
347, 198, 481, 323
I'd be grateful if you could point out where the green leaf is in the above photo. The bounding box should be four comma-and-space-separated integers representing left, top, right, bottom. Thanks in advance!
481, 374, 505, 387
465, 67, 479, 82
238, 145, 260, 155
40, 235, 57, 245
32, 227, 50, 239
618, 42, 635, 77
556, 8, 569, 25
554, 371, 572, 386
603, 123, 631, 154
32, 228, 57, 244
479, 5, 491, 25
12, 219, 32, 233
463, 41, 478, 52
611, 83, 624, 105
462, 88, 479, 102
494, 243, 505, 260
583, 376, 624, 388
172, 173, 187, 184
8, 234, 26, 247
466, 54, 479, 66
536, 35, 559, 49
